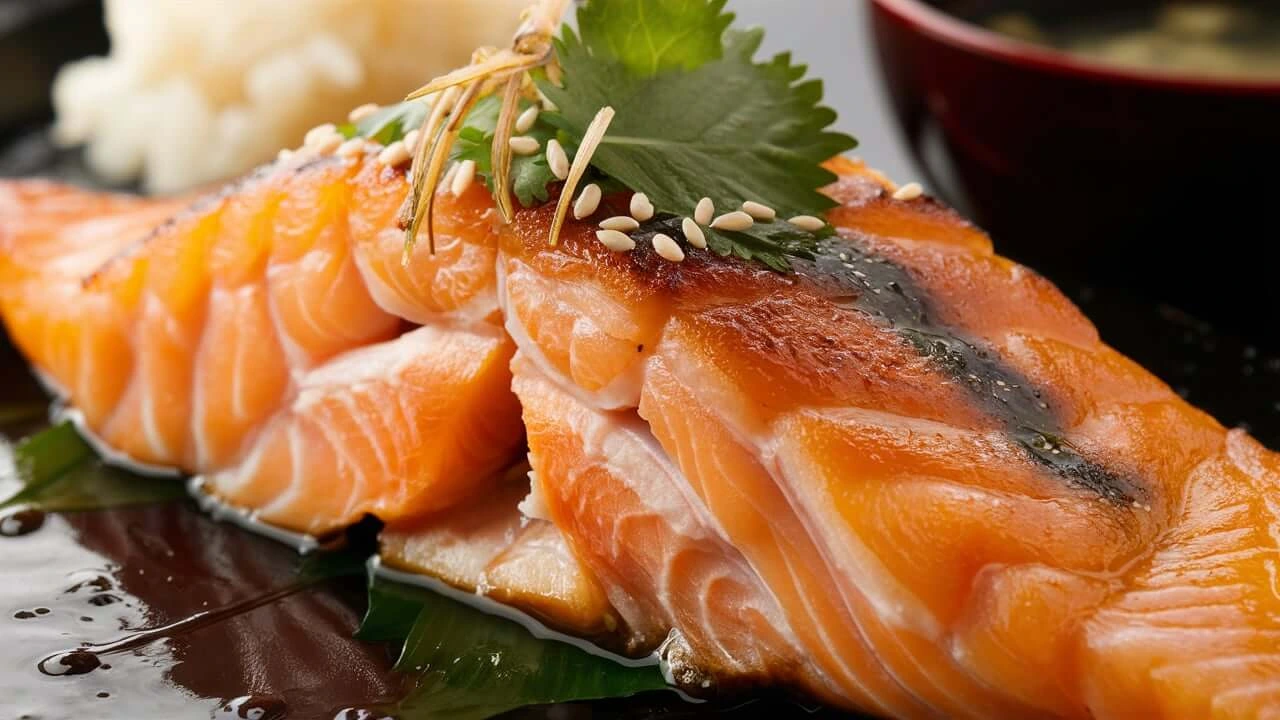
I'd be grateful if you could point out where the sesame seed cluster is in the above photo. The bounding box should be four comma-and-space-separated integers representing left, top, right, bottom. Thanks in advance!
279, 98, 927, 265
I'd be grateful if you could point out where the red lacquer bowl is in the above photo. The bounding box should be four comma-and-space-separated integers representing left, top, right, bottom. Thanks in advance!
870, 0, 1280, 327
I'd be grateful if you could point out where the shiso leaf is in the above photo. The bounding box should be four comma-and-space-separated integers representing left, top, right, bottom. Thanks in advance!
0, 422, 184, 512
359, 576, 670, 719
541, 2, 857, 270
576, 0, 733, 75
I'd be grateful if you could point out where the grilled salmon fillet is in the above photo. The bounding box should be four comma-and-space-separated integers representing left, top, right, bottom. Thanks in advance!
4, 153, 1280, 719
0, 156, 524, 534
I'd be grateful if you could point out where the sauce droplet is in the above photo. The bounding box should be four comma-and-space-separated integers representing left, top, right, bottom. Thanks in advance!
0, 507, 45, 537
38, 650, 101, 676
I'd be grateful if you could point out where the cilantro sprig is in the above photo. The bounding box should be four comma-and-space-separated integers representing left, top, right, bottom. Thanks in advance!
337, 100, 431, 145
448, 95, 565, 208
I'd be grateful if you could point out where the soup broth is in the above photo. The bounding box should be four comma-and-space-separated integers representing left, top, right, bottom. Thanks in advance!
977, 2, 1280, 79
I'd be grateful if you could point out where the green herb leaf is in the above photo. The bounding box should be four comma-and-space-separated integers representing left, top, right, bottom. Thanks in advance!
542, 3, 857, 270
333, 94, 565, 207
339, 99, 433, 145
294, 546, 370, 584
576, 0, 733, 75
355, 576, 426, 643
1, 422, 185, 512
360, 576, 670, 719
450, 96, 563, 208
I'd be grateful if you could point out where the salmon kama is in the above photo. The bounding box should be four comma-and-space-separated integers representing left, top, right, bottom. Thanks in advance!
3, 152, 1280, 719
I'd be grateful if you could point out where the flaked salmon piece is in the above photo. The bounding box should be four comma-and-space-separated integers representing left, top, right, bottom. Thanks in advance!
200, 321, 522, 533
0, 155, 524, 533
511, 356, 822, 695
380, 463, 617, 639
491, 157, 1280, 717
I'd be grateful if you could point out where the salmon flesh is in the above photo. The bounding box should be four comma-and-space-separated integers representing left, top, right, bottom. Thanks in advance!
3, 153, 1280, 719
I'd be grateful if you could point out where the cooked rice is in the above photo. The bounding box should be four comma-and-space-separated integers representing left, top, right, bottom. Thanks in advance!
53, 0, 528, 193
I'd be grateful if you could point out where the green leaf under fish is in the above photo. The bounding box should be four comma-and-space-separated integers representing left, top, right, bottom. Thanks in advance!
1, 422, 185, 513
360, 575, 672, 720
0, 410, 673, 718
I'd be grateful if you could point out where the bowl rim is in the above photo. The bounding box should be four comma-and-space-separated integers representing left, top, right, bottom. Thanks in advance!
871, 0, 1280, 95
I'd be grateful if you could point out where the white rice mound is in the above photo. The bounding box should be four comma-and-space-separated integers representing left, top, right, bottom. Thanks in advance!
52, 0, 529, 193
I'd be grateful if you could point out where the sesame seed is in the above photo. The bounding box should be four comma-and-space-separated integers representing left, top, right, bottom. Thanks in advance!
742, 201, 776, 221
788, 215, 825, 232
546, 139, 570, 180
304, 123, 337, 147
377, 141, 410, 167
548, 106, 614, 246
439, 161, 459, 192
596, 229, 635, 252
403, 129, 421, 154
515, 105, 540, 134
599, 216, 640, 232
630, 192, 655, 222
310, 132, 343, 155
653, 233, 684, 262
893, 182, 924, 201
509, 136, 540, 155
337, 138, 365, 157
452, 159, 477, 197
682, 217, 706, 249
710, 211, 754, 232
348, 103, 379, 123
574, 183, 602, 219
694, 197, 714, 225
